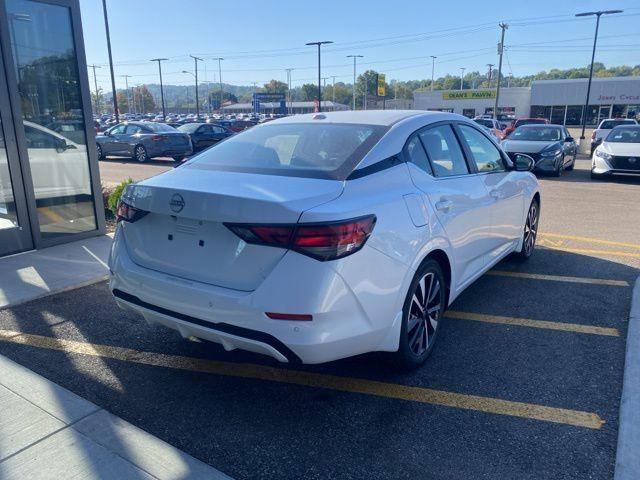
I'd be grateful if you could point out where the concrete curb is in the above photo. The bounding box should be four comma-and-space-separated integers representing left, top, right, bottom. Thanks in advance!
614, 276, 640, 480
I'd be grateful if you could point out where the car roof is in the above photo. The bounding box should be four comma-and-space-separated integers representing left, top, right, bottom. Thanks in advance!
267, 110, 425, 126
517, 124, 562, 128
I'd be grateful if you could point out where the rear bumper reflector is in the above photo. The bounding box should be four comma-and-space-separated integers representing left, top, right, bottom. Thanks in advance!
112, 289, 302, 363
265, 312, 313, 321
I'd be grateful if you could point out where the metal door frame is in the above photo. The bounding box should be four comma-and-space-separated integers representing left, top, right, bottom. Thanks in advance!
0, 0, 105, 252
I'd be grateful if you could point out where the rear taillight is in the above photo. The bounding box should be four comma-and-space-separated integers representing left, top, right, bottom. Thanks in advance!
151, 134, 166, 141
116, 199, 148, 223
225, 215, 376, 261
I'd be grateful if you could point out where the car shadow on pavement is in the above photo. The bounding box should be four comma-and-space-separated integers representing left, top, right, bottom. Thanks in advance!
0, 247, 636, 479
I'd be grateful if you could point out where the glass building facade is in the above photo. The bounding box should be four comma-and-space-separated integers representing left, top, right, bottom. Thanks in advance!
0, 0, 103, 257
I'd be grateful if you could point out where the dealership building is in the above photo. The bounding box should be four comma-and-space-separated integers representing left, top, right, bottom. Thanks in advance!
0, 0, 104, 258
412, 76, 640, 125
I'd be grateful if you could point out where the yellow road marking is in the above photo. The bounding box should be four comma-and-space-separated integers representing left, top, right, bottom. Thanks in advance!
0, 329, 604, 429
539, 233, 640, 250
541, 247, 640, 259
38, 206, 66, 224
487, 270, 629, 287
447, 311, 619, 337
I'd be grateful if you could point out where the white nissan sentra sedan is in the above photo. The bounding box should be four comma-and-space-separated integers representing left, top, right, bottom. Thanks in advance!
109, 110, 539, 368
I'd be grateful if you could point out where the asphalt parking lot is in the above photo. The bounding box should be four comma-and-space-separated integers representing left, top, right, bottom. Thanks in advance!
1, 156, 638, 479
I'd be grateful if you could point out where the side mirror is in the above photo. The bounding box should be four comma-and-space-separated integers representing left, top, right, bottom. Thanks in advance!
103, 130, 111, 136
513, 153, 534, 172
565, 136, 574, 143
55, 138, 75, 153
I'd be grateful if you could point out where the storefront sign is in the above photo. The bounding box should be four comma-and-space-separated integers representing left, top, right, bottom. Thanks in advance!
442, 90, 496, 100
377, 74, 386, 97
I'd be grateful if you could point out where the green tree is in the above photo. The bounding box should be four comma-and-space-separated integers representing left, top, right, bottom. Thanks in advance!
262, 79, 288, 93
298, 83, 318, 101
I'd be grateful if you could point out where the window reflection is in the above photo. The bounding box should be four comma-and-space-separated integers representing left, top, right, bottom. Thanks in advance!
0, 120, 19, 230
7, 0, 96, 240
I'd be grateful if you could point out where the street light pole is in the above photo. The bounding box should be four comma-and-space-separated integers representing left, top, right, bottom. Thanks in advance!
347, 54, 363, 111
575, 9, 623, 139
101, 0, 119, 122
88, 64, 101, 114
285, 68, 293, 115
430, 56, 436, 91
150, 58, 168, 119
189, 55, 203, 119
120, 75, 131, 113
306, 41, 333, 112
459, 67, 465, 91
212, 57, 224, 114
492, 22, 508, 120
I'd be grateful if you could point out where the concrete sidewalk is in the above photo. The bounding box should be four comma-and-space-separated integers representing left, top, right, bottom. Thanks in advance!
0, 354, 230, 479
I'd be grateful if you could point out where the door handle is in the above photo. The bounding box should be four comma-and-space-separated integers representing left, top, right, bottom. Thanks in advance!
435, 199, 453, 213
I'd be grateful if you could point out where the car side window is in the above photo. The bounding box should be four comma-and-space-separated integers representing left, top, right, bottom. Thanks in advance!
404, 134, 433, 175
212, 126, 225, 134
458, 124, 505, 173
419, 125, 469, 177
110, 124, 126, 135
125, 125, 142, 134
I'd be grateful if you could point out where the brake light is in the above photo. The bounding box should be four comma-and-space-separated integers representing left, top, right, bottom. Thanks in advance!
116, 199, 148, 223
151, 134, 166, 141
225, 215, 376, 261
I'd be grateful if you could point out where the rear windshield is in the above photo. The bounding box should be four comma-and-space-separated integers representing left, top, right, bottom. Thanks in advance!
177, 123, 202, 133
606, 127, 640, 143
474, 119, 493, 128
510, 126, 562, 141
600, 120, 636, 130
516, 119, 546, 126
186, 122, 387, 180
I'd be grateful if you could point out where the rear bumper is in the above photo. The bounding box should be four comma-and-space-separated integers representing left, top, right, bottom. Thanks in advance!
108, 226, 405, 364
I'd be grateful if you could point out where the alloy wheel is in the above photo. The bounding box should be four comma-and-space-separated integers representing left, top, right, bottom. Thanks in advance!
96, 144, 102, 159
135, 146, 147, 163
407, 272, 442, 356
523, 202, 538, 256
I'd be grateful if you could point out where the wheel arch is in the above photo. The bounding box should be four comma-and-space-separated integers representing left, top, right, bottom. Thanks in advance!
419, 248, 452, 308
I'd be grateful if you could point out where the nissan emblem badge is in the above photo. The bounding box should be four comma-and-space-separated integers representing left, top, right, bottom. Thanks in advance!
170, 193, 185, 213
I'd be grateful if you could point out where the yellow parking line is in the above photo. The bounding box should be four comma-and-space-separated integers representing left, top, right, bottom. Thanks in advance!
447, 311, 619, 337
540, 233, 640, 250
0, 329, 604, 429
487, 270, 629, 287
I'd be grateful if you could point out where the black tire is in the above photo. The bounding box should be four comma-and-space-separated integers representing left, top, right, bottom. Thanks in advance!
172, 156, 183, 162
552, 157, 563, 177
515, 199, 539, 261
133, 144, 148, 163
394, 259, 446, 370
96, 143, 104, 160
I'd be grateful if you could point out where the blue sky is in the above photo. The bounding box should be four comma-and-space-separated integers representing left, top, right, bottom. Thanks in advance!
80, 0, 640, 90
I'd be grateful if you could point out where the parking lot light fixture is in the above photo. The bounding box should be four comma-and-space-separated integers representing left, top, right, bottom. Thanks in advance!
189, 55, 203, 120
459, 67, 465, 91
306, 41, 333, 112
430, 56, 436, 91
575, 9, 623, 140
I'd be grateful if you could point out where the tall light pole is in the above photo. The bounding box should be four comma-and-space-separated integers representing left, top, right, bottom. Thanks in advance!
331, 76, 336, 104
101, 0, 119, 122
575, 9, 623, 139
347, 54, 363, 110
306, 41, 333, 112
120, 75, 131, 113
493, 23, 508, 120
189, 55, 203, 119
88, 64, 101, 114
212, 57, 224, 113
150, 58, 168, 119
430, 55, 436, 91
182, 70, 195, 115
459, 68, 465, 91
285, 68, 293, 115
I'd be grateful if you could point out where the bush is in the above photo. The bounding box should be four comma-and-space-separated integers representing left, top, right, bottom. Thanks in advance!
107, 178, 133, 216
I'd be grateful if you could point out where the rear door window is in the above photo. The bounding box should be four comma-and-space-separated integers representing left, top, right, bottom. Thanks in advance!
458, 125, 505, 173
419, 125, 469, 177
404, 134, 433, 175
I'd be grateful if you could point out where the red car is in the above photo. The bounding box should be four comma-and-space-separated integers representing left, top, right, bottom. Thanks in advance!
503, 118, 549, 137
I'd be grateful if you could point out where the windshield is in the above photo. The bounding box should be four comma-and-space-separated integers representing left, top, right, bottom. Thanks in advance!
516, 119, 546, 127
605, 127, 640, 143
510, 126, 561, 141
177, 123, 202, 133
187, 122, 387, 180
600, 120, 636, 130
144, 123, 176, 132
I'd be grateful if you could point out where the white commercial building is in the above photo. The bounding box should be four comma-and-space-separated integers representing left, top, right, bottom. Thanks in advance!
410, 76, 640, 126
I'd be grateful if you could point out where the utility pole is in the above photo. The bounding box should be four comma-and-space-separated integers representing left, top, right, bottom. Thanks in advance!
486, 63, 494, 88
346, 54, 363, 111
120, 75, 131, 113
493, 23, 508, 120
575, 9, 622, 139
430, 56, 436, 91
331, 76, 336, 104
101, 0, 119, 122
88, 64, 101, 114
150, 58, 168, 119
212, 57, 224, 114
189, 55, 203, 119
285, 69, 293, 115
459, 68, 465, 91
306, 41, 333, 112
